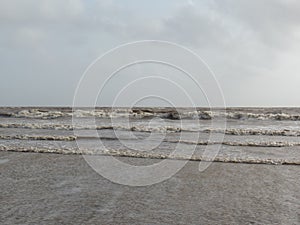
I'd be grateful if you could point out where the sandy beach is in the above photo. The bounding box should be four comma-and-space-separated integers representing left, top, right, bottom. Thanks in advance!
1, 151, 299, 224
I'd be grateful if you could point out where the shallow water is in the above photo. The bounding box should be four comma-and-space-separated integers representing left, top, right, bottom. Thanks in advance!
1, 151, 299, 224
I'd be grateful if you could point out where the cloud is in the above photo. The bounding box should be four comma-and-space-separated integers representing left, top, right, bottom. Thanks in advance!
0, 0, 300, 106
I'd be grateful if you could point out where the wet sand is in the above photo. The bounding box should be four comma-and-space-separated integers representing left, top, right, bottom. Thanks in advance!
0, 151, 299, 224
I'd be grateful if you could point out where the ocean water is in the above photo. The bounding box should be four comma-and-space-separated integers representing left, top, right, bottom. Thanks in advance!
0, 107, 300, 165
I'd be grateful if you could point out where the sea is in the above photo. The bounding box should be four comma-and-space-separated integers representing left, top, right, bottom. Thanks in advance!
0, 107, 300, 165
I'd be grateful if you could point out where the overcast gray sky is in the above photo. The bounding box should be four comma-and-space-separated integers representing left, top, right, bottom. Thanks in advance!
1, 0, 300, 106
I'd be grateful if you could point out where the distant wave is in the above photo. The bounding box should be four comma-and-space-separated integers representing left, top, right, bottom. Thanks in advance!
0, 123, 181, 132
167, 140, 300, 147
1, 123, 300, 136
203, 128, 300, 136
1, 108, 300, 121
0, 134, 129, 141
0, 123, 75, 130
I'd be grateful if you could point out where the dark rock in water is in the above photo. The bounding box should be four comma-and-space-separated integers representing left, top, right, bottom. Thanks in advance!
130, 126, 138, 131
198, 111, 212, 120
0, 113, 12, 117
162, 112, 181, 120
132, 109, 147, 114
230, 113, 244, 120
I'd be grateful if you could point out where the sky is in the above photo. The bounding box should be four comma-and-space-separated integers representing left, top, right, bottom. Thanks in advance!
1, 0, 300, 106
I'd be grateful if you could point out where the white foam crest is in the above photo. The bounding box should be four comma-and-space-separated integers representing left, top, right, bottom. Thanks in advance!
0, 145, 299, 165
0, 135, 76, 141
1, 123, 300, 136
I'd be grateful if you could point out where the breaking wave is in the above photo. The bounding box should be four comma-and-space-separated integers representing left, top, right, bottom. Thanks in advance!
0, 135, 76, 141
0, 145, 299, 165
1, 107, 299, 166
1, 123, 300, 136
1, 133, 300, 147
